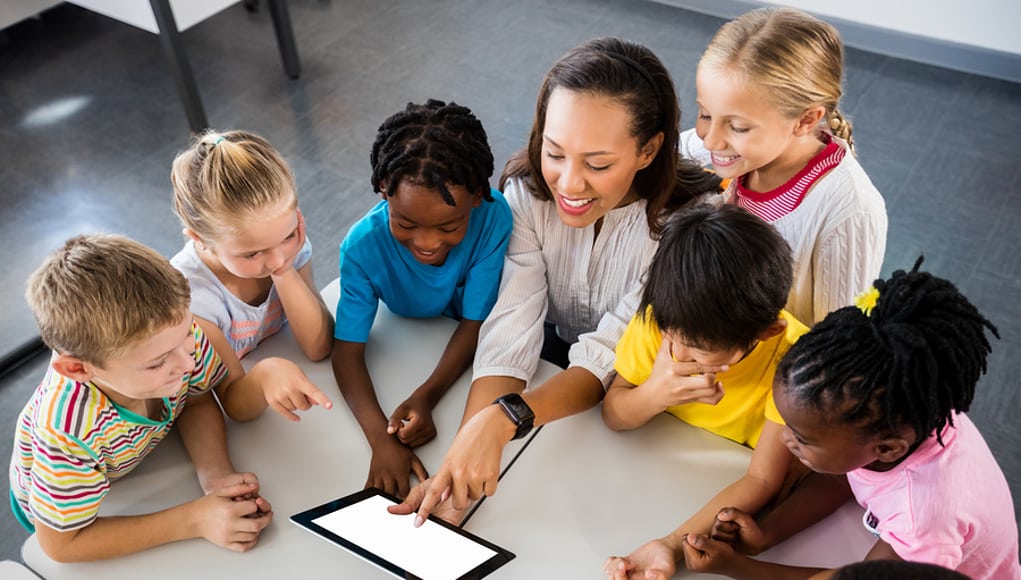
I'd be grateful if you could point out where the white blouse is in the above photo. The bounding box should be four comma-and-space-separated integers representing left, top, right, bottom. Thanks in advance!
472, 177, 658, 388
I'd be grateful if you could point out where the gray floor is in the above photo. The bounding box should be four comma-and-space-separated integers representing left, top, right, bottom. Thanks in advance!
1, 0, 1019, 568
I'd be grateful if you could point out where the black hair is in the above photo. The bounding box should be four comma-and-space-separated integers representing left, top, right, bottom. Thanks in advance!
832, 560, 969, 580
370, 99, 494, 206
777, 257, 999, 445
640, 204, 793, 350
500, 37, 721, 235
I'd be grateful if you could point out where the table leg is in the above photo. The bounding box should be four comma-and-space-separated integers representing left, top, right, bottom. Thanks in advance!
267, 0, 301, 78
149, 0, 208, 133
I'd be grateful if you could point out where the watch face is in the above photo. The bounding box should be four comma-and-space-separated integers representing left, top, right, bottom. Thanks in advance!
495, 394, 534, 440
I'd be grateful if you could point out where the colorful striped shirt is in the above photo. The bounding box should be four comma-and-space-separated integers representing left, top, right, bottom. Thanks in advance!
8, 322, 227, 532
735, 134, 844, 222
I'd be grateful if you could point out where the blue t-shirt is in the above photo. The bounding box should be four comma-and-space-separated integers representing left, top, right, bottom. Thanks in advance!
334, 188, 512, 343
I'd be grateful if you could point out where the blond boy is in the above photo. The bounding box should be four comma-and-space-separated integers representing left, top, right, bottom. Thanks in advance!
9, 234, 272, 561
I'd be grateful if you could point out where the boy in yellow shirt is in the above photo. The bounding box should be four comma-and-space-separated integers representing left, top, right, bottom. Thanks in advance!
603, 205, 849, 578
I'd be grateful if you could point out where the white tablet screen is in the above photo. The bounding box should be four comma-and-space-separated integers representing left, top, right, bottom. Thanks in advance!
311, 494, 497, 580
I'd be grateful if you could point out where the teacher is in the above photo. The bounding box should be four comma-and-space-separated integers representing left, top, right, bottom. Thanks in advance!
393, 37, 721, 522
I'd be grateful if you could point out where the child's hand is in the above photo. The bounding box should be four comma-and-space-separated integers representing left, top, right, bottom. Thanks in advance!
646, 338, 727, 408
680, 533, 744, 575
603, 539, 677, 579
269, 208, 307, 278
387, 394, 437, 448
192, 476, 273, 552
367, 437, 429, 498
712, 507, 769, 555
200, 471, 262, 498
254, 357, 333, 421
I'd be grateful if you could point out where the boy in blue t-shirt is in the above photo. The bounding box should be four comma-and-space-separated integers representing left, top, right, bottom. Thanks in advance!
332, 100, 512, 497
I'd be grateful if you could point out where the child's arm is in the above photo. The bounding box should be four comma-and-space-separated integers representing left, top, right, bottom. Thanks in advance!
680, 533, 831, 579
612, 420, 792, 572
711, 472, 851, 554
35, 392, 271, 562
602, 338, 727, 431
269, 211, 333, 361
332, 339, 428, 497
387, 318, 483, 447
196, 317, 332, 422
35, 477, 271, 562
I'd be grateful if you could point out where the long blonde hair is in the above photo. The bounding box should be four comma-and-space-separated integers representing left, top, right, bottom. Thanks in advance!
700, 7, 855, 153
171, 130, 296, 242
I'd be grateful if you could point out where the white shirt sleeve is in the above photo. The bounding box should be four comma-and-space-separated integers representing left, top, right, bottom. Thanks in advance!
473, 180, 550, 384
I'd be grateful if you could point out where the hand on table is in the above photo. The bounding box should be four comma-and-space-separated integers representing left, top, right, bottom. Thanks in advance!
603, 538, 677, 580
193, 473, 273, 552
646, 338, 727, 407
367, 437, 428, 498
387, 394, 437, 448
254, 356, 333, 421
388, 405, 513, 526
712, 507, 769, 555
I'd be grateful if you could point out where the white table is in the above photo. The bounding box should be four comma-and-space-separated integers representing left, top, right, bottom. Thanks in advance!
0, 560, 39, 579
465, 406, 877, 579
22, 282, 560, 579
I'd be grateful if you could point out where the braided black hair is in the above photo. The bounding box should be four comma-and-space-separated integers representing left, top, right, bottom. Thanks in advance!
370, 99, 494, 206
777, 257, 999, 445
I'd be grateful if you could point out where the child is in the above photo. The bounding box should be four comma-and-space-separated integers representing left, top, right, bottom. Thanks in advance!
604, 205, 849, 578
10, 234, 272, 561
679, 260, 1021, 579
331, 99, 512, 498
171, 130, 334, 422
680, 7, 887, 325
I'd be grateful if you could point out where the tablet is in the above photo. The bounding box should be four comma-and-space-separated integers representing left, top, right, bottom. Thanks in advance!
290, 488, 515, 579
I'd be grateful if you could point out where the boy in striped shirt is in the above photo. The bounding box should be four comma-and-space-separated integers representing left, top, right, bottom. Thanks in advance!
9, 234, 272, 561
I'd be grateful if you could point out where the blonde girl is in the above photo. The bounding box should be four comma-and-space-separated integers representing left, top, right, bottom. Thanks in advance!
681, 7, 887, 325
171, 130, 333, 422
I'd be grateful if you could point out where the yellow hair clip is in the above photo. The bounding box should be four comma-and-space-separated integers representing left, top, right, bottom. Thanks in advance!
854, 286, 880, 317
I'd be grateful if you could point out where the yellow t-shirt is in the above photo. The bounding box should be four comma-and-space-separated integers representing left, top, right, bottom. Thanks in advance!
614, 309, 808, 448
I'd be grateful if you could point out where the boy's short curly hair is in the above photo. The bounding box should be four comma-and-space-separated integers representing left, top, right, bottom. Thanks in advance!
370, 99, 494, 205
640, 204, 793, 350
26, 234, 191, 366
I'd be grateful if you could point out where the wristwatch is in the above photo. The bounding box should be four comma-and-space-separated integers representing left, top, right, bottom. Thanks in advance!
493, 393, 535, 440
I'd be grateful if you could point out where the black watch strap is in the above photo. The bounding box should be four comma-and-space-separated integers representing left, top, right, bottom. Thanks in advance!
493, 393, 535, 440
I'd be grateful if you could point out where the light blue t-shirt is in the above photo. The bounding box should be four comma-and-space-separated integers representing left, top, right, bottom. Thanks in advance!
334, 189, 512, 343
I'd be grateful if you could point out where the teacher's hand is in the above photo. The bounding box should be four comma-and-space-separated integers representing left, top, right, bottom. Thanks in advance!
389, 404, 515, 526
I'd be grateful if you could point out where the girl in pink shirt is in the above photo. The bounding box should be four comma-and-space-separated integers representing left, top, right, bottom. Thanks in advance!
677, 259, 1020, 580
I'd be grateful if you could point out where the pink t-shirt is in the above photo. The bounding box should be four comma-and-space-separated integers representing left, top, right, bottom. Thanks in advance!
848, 413, 1020, 579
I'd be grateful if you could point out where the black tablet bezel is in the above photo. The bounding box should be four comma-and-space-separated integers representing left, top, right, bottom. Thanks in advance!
290, 487, 515, 580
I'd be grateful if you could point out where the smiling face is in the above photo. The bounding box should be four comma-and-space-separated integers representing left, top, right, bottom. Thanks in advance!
85, 316, 197, 404
540, 88, 659, 229
694, 63, 821, 190
386, 180, 480, 266
203, 197, 301, 278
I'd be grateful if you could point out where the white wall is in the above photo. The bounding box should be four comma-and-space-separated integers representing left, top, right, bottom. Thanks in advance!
775, 0, 1020, 56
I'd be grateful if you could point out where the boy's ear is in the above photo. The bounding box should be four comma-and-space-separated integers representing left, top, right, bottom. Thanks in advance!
794, 106, 827, 136
638, 131, 665, 169
756, 317, 788, 341
51, 354, 95, 383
